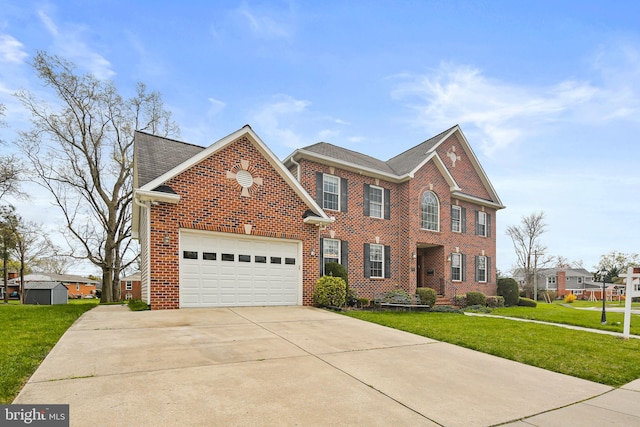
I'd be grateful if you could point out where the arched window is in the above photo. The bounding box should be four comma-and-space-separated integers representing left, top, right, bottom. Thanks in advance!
421, 191, 439, 231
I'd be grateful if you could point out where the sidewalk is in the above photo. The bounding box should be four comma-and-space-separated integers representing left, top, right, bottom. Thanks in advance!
464, 312, 640, 339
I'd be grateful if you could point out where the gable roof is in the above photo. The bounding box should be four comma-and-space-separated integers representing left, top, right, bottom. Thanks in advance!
10, 273, 99, 285
133, 126, 332, 233
134, 132, 206, 189
285, 125, 504, 209
24, 281, 68, 290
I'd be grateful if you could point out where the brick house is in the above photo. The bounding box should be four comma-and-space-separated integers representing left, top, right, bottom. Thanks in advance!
120, 272, 142, 301
133, 125, 504, 309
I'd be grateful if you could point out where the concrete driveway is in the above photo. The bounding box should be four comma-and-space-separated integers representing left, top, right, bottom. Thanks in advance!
13, 305, 640, 426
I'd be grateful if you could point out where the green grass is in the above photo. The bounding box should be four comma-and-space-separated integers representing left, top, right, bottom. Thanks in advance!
492, 302, 640, 335
345, 310, 640, 387
0, 301, 98, 403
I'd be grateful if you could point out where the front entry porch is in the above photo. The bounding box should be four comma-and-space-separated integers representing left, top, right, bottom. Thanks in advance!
416, 244, 446, 296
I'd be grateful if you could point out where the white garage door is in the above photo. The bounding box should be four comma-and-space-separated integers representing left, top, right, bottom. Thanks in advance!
179, 231, 301, 307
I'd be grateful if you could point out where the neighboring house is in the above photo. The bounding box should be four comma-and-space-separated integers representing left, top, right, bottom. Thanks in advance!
133, 124, 504, 309
9, 273, 99, 299
24, 281, 68, 305
513, 267, 605, 299
120, 272, 141, 301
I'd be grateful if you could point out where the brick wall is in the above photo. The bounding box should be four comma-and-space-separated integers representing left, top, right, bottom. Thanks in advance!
147, 135, 319, 309
298, 147, 498, 301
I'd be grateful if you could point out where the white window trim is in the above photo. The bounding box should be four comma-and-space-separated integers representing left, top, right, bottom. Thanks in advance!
547, 276, 557, 285
369, 185, 384, 219
452, 205, 461, 233
126, 281, 133, 291
322, 238, 341, 275
370, 243, 384, 279
478, 211, 487, 237
322, 174, 340, 211
451, 253, 462, 282
477, 255, 487, 283
421, 191, 440, 232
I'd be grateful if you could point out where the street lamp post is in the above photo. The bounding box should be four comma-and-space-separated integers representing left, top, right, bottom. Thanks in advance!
599, 269, 608, 324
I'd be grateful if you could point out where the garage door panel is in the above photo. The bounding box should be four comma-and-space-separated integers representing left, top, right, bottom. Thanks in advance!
180, 231, 300, 307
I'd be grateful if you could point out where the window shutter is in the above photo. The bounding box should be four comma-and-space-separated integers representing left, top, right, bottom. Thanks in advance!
450, 253, 455, 279
363, 184, 370, 216
340, 177, 348, 212
319, 238, 324, 275
461, 207, 467, 233
363, 244, 370, 278
475, 210, 480, 235
475, 256, 479, 282
341, 240, 349, 272
461, 254, 467, 281
384, 188, 391, 220
487, 256, 492, 283
315, 172, 323, 207
487, 214, 492, 237
384, 245, 391, 278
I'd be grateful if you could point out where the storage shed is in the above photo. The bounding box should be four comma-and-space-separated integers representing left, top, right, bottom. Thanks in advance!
24, 282, 68, 305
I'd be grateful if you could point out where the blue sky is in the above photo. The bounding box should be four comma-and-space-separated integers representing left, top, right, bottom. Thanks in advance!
0, 0, 639, 276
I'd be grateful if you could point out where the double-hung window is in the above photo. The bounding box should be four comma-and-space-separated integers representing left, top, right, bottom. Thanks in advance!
451, 205, 461, 233
125, 281, 133, 291
477, 211, 487, 237
369, 244, 384, 278
421, 191, 439, 231
476, 256, 487, 282
323, 174, 340, 211
451, 253, 462, 282
369, 186, 383, 219
322, 238, 340, 275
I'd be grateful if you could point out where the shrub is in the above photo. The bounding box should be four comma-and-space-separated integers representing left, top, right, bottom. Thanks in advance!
518, 297, 537, 307
497, 278, 520, 306
346, 287, 358, 307
486, 296, 505, 308
416, 287, 437, 307
466, 291, 486, 306
452, 294, 467, 307
313, 276, 346, 307
564, 294, 577, 303
324, 262, 348, 287
127, 299, 149, 311
464, 304, 492, 313
357, 297, 369, 308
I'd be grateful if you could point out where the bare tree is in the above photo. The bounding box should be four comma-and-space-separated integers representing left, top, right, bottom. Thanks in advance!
595, 251, 640, 282
12, 218, 59, 303
15, 51, 179, 302
0, 205, 18, 303
0, 104, 23, 201
506, 211, 554, 298
31, 253, 76, 275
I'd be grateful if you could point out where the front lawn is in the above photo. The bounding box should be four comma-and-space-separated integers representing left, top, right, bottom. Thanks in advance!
492, 302, 640, 335
0, 301, 98, 403
345, 310, 640, 387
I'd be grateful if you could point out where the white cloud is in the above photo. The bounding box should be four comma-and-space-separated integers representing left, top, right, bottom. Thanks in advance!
36, 9, 115, 80
0, 34, 28, 63
235, 1, 294, 40
207, 97, 226, 117
37, 9, 59, 37
391, 63, 604, 157
251, 95, 310, 148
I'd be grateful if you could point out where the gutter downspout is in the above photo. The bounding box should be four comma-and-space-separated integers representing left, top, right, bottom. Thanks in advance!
288, 155, 301, 181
